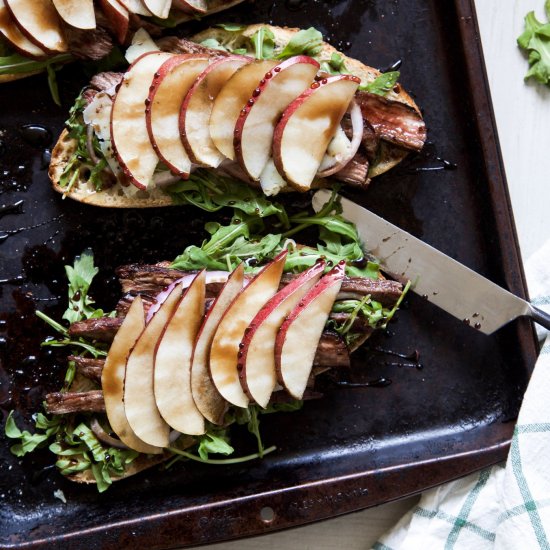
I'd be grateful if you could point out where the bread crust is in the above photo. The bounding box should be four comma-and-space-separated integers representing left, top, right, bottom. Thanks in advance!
49, 24, 423, 207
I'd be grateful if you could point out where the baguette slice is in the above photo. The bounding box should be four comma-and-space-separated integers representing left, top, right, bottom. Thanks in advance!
48, 24, 423, 207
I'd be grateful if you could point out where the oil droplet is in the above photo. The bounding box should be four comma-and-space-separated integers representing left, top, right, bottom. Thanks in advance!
20, 125, 52, 148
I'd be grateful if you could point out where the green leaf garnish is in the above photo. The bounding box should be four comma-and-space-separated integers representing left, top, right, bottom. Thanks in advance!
276, 27, 324, 59
360, 71, 400, 96
517, 8, 550, 86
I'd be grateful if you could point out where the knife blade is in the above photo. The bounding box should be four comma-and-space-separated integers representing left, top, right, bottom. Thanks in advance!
312, 190, 550, 334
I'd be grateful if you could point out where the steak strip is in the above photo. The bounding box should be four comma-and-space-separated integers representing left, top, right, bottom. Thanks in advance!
355, 91, 426, 152
45, 390, 105, 414
116, 264, 403, 306
68, 355, 104, 383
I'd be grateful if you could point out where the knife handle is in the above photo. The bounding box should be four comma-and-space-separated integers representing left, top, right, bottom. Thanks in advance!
529, 304, 550, 332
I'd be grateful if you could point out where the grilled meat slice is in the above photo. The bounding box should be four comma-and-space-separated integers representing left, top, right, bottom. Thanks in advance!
355, 91, 426, 152
68, 355, 104, 383
46, 390, 105, 414
68, 317, 122, 343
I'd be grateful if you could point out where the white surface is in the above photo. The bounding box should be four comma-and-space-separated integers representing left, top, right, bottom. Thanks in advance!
200, 2, 550, 547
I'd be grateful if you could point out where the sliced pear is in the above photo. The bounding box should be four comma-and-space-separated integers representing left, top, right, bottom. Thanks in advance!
110, 51, 173, 190
272, 74, 360, 191
146, 54, 210, 178
172, 0, 207, 13
116, 0, 151, 16
98, 0, 128, 44
143, 0, 171, 18
239, 261, 325, 408
210, 252, 286, 408
124, 283, 182, 448
180, 55, 251, 168
210, 59, 278, 161
102, 297, 162, 454
52, 0, 95, 29
0, 0, 47, 58
191, 264, 244, 425
5, 0, 67, 54
234, 55, 319, 181
154, 271, 206, 435
275, 262, 346, 399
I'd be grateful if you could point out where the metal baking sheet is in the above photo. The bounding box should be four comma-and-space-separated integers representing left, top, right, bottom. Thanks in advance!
0, 0, 538, 547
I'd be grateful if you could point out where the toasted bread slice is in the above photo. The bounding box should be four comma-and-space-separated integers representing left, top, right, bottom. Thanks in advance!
48, 24, 422, 207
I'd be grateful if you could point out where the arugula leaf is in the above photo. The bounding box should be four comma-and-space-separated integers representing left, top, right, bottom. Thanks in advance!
320, 52, 350, 76
63, 249, 105, 324
4, 411, 57, 457
251, 27, 275, 59
276, 27, 324, 59
167, 170, 286, 220
216, 23, 247, 32
360, 71, 400, 96
517, 8, 550, 85
197, 432, 234, 460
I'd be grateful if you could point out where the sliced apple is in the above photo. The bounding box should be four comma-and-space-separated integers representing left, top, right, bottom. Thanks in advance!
234, 56, 319, 181
143, 0, 171, 17
275, 261, 346, 399
154, 271, 206, 435
210, 253, 286, 408
116, 0, 151, 16
52, 0, 95, 29
239, 261, 325, 408
172, 0, 207, 13
124, 283, 183, 448
99, 0, 128, 44
0, 0, 47, 58
5, 0, 67, 54
111, 51, 173, 190
191, 264, 244, 425
180, 55, 251, 168
210, 59, 278, 161
101, 297, 162, 454
146, 54, 210, 178
272, 74, 361, 191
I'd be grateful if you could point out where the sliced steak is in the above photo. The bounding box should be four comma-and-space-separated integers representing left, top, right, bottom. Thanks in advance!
355, 91, 426, 152
46, 390, 105, 414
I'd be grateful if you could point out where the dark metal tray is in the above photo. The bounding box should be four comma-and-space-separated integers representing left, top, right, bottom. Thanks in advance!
0, 0, 539, 547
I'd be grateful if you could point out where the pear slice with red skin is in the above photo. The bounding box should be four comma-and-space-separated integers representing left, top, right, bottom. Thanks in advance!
239, 261, 325, 408
0, 0, 47, 59
191, 264, 244, 425
154, 271, 206, 435
5, 0, 67, 54
272, 74, 360, 191
116, 0, 151, 16
275, 261, 346, 399
102, 296, 162, 454
52, 0, 95, 30
98, 0, 128, 44
172, 0, 207, 14
210, 59, 278, 161
180, 55, 251, 168
210, 252, 287, 408
124, 282, 182, 448
143, 0, 171, 18
234, 56, 320, 181
111, 51, 173, 190
145, 54, 210, 178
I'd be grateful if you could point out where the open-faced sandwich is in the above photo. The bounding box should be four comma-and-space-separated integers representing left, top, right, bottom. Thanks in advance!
5, 193, 407, 491
48, 24, 427, 207
0, 0, 244, 84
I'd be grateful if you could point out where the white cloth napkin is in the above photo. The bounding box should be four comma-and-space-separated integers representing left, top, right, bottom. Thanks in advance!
374, 240, 550, 550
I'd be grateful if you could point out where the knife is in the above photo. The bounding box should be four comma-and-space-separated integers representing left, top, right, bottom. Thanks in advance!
312, 190, 550, 334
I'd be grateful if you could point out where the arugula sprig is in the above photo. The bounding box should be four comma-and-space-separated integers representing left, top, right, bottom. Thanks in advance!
359, 71, 401, 95
518, 2, 550, 86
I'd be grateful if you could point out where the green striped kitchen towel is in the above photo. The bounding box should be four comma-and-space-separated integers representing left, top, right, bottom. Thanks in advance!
375, 240, 550, 550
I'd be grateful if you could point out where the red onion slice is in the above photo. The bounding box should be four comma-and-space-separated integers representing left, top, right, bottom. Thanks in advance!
90, 418, 129, 450
317, 99, 364, 178
145, 271, 231, 323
